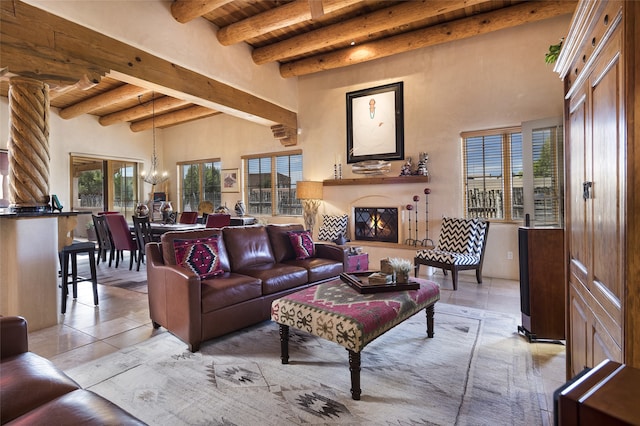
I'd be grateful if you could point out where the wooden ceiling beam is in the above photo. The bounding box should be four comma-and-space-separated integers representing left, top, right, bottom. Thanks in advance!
171, 0, 234, 24
99, 95, 190, 126
217, 0, 360, 46
1, 1, 297, 128
130, 105, 221, 132
58, 84, 150, 119
280, 1, 577, 77
253, 0, 486, 65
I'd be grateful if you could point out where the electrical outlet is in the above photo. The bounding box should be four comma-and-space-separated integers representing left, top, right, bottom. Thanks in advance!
507, 251, 513, 260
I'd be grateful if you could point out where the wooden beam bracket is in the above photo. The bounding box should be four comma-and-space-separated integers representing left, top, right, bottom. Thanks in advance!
271, 124, 297, 146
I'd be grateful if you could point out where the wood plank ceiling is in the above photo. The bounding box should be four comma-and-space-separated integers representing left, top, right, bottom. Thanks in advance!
1, 0, 576, 133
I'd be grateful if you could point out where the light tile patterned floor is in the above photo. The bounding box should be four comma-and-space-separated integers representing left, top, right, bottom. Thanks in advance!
28, 254, 566, 425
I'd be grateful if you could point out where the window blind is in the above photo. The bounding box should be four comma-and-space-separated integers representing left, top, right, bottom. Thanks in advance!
531, 126, 563, 226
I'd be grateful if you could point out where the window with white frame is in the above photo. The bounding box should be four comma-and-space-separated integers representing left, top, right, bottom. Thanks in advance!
244, 151, 303, 216
178, 159, 221, 212
462, 119, 563, 226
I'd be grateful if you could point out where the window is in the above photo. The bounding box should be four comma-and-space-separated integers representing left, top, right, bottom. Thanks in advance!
178, 159, 221, 212
462, 119, 563, 225
71, 155, 139, 218
527, 122, 564, 226
244, 151, 303, 216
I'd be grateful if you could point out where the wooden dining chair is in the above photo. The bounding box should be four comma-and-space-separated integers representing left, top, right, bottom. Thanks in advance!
92, 214, 115, 267
131, 215, 156, 271
105, 214, 138, 270
178, 211, 199, 224
205, 213, 231, 228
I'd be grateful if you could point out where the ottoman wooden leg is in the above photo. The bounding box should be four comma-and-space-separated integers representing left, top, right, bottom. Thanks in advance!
426, 304, 435, 338
279, 324, 289, 364
348, 349, 361, 400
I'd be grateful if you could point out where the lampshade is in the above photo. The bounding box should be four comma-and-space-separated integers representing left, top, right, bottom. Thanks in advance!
297, 181, 323, 200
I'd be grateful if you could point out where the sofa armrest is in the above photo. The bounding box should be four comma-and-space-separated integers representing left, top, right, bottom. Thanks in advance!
315, 243, 349, 266
0, 316, 29, 359
146, 242, 204, 351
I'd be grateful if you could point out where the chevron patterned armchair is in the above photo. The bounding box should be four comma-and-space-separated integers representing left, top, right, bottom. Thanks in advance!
414, 217, 490, 290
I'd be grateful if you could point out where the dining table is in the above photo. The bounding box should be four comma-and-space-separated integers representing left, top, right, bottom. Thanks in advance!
130, 222, 205, 236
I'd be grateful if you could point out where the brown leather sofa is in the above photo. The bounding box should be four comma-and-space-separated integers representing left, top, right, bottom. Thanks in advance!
146, 223, 346, 351
0, 316, 145, 425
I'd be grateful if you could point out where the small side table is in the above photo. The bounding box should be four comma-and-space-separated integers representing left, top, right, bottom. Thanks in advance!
346, 252, 368, 272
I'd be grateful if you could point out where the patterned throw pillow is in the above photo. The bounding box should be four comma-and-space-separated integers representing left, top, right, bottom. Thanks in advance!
173, 237, 223, 279
288, 230, 315, 260
317, 214, 348, 242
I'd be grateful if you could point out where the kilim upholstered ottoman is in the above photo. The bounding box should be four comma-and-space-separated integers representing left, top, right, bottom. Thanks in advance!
270, 277, 440, 400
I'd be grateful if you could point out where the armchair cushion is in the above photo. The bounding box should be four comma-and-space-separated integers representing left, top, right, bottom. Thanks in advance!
173, 237, 224, 279
288, 230, 315, 259
437, 217, 479, 254
317, 214, 348, 242
415, 250, 479, 265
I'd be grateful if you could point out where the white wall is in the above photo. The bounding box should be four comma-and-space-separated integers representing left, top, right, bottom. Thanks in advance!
291, 15, 570, 279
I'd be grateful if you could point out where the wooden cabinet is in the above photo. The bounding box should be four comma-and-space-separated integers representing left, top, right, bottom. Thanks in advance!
556, 360, 640, 425
555, 0, 640, 376
518, 227, 565, 341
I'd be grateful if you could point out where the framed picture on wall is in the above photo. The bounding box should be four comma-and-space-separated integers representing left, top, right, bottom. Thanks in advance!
221, 168, 240, 193
346, 81, 404, 164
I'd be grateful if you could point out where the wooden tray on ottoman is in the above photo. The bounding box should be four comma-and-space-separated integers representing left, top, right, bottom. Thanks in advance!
340, 272, 419, 294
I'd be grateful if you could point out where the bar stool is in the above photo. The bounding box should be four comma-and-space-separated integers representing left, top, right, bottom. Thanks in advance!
59, 241, 98, 314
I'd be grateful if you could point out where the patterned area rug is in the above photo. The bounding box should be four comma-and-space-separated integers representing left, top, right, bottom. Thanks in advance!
66, 303, 541, 425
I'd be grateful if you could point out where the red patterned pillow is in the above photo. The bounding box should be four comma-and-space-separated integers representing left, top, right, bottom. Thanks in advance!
288, 230, 315, 260
173, 237, 223, 279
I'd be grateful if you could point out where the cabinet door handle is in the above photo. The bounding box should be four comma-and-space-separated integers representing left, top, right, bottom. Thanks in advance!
583, 181, 593, 200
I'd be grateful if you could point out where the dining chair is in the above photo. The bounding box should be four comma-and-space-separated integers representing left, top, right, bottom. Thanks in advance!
198, 200, 214, 217
178, 211, 199, 224
131, 215, 156, 271
205, 213, 231, 228
105, 214, 138, 270
92, 214, 115, 267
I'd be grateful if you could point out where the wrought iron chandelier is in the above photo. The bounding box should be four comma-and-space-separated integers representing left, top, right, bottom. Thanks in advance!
140, 93, 168, 186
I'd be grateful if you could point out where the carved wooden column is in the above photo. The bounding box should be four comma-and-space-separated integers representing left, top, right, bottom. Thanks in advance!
7, 76, 50, 212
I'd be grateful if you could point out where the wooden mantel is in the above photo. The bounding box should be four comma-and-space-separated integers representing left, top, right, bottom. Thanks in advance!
323, 175, 430, 186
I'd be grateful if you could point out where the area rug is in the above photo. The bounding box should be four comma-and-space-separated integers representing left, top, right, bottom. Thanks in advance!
65, 303, 542, 425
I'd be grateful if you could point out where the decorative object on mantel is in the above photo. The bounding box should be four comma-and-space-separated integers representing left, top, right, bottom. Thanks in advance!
333, 154, 342, 180
421, 188, 434, 247
296, 181, 323, 232
416, 152, 429, 176
404, 203, 414, 246
399, 157, 412, 176
139, 93, 169, 188
405, 195, 421, 246
352, 160, 391, 175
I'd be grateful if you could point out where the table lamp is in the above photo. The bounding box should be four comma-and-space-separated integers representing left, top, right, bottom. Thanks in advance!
297, 181, 323, 232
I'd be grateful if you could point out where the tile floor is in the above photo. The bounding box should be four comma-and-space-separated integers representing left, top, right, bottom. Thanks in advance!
27, 255, 566, 425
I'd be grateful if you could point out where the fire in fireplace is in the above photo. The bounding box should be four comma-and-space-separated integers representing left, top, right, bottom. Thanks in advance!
354, 207, 399, 243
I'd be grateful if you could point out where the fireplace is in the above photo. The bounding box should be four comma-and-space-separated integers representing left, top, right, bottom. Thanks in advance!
354, 207, 399, 243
